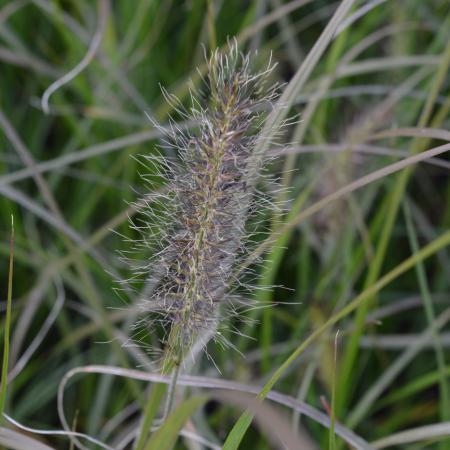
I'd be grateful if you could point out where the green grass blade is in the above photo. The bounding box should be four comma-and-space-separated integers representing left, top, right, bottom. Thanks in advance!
328, 331, 339, 450
144, 396, 207, 450
134, 383, 168, 450
0, 215, 14, 421
375, 366, 450, 410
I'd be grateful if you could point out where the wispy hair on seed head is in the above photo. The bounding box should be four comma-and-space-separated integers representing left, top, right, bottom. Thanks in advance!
122, 42, 285, 366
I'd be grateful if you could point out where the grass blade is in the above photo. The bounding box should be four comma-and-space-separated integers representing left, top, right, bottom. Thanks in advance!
144, 396, 207, 450
372, 422, 450, 448
0, 215, 14, 421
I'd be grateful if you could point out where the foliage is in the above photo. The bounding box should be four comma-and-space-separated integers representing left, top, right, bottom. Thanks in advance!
0, 0, 449, 449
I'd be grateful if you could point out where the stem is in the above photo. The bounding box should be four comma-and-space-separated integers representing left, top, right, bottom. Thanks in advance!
162, 361, 181, 421
133, 342, 181, 450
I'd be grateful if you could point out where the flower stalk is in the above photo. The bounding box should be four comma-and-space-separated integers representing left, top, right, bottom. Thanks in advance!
129, 44, 280, 440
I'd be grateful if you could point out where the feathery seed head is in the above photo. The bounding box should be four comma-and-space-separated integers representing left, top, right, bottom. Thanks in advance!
127, 44, 280, 364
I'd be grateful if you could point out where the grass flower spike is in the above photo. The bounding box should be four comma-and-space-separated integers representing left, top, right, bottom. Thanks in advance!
129, 44, 279, 367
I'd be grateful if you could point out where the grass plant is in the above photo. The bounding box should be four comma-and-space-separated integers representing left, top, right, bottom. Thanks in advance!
0, 1, 449, 449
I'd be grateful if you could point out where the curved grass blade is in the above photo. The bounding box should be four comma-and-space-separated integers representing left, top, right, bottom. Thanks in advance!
0, 427, 55, 450
371, 422, 450, 449
58, 365, 371, 448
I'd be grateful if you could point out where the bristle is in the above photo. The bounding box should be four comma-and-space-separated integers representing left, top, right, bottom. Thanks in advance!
126, 43, 280, 364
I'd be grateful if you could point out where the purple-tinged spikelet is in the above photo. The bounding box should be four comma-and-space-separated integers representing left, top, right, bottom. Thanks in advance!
127, 44, 280, 364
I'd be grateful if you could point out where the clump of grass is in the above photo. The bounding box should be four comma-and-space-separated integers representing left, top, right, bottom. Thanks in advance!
2, 1, 450, 449
126, 44, 279, 369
